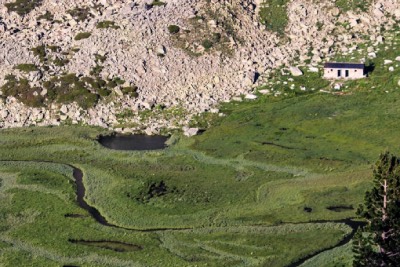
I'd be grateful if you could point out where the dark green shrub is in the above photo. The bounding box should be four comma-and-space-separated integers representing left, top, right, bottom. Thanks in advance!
121, 86, 138, 97
106, 80, 118, 89
151, 0, 166, 6
1, 75, 44, 107
74, 32, 91, 41
133, 180, 177, 203
212, 32, 221, 43
96, 20, 120, 29
53, 58, 70, 67
67, 7, 93, 22
98, 88, 111, 97
47, 45, 60, 52
5, 0, 43, 16
90, 65, 103, 76
81, 77, 106, 90
112, 77, 125, 85
201, 39, 213, 49
94, 54, 107, 63
31, 45, 47, 62
14, 64, 39, 72
44, 74, 99, 109
168, 25, 180, 34
37, 10, 53, 21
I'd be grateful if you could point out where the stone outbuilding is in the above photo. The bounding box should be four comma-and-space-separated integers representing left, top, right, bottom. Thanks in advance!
323, 62, 365, 79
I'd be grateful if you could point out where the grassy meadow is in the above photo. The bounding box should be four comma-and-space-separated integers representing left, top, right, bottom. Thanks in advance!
0, 23, 399, 267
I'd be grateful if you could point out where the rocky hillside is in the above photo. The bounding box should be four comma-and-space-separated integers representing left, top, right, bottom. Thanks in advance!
0, 0, 399, 134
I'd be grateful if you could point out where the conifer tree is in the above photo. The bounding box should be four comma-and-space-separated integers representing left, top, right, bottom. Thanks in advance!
353, 152, 400, 266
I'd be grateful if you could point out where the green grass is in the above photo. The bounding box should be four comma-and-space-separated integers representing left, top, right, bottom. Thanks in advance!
0, 156, 351, 266
159, 223, 351, 266
259, 0, 289, 35
259, 0, 372, 35
334, 0, 372, 13
300, 242, 354, 266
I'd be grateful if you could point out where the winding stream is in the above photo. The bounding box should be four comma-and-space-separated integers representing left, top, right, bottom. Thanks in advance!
72, 167, 115, 227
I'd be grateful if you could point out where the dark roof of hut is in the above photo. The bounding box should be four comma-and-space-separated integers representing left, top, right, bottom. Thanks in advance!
324, 62, 365, 69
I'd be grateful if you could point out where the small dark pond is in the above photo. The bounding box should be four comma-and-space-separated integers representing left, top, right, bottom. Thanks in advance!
98, 134, 168, 151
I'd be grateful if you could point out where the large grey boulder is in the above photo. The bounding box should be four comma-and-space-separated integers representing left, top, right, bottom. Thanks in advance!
290, 66, 303, 76
183, 127, 199, 137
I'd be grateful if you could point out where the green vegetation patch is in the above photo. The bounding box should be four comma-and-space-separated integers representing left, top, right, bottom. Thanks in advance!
259, 0, 289, 35
0, 156, 353, 266
167, 25, 180, 34
1, 75, 44, 107
43, 73, 99, 109
14, 64, 39, 72
30, 45, 47, 62
74, 32, 92, 41
170, 5, 238, 56
67, 7, 93, 22
334, 0, 372, 13
131, 180, 180, 203
53, 57, 70, 67
17, 169, 72, 190
37, 10, 54, 21
159, 223, 351, 266
121, 86, 138, 97
5, 0, 43, 16
150, 0, 166, 7
96, 20, 120, 29
201, 39, 213, 49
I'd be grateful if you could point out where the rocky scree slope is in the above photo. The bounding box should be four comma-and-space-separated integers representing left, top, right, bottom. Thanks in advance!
0, 0, 399, 134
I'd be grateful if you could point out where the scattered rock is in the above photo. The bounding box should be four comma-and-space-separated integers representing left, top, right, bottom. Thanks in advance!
290, 67, 303, 76
259, 89, 270, 94
0, 0, 398, 134
156, 45, 166, 56
244, 94, 257, 100
330, 7, 340, 17
231, 96, 242, 102
334, 84, 341, 90
183, 127, 199, 137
